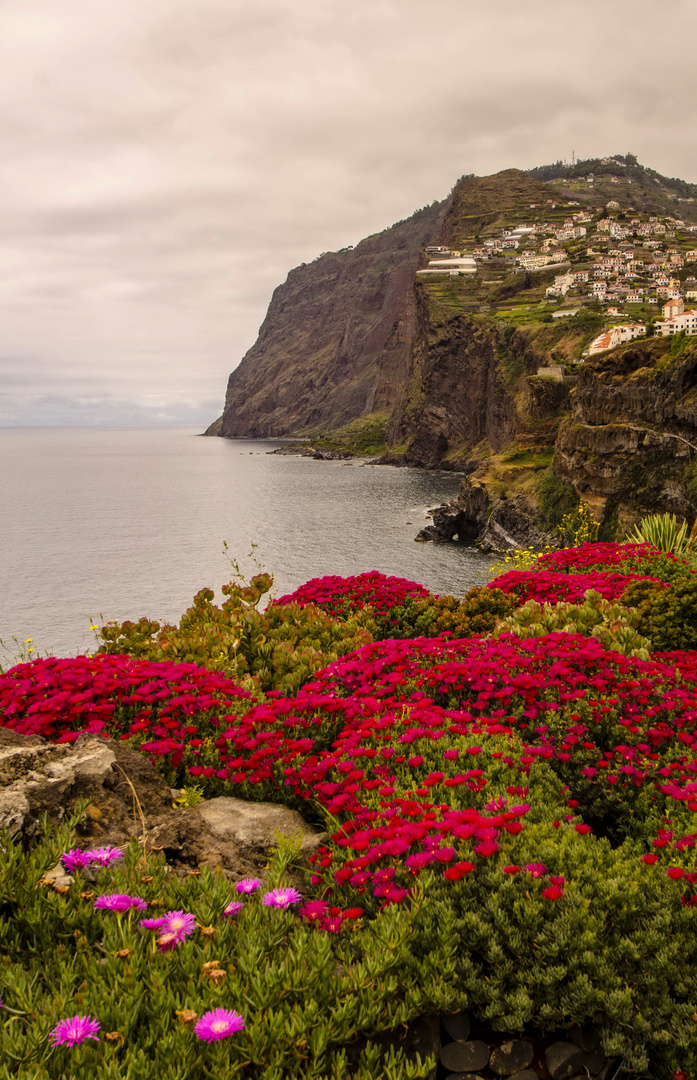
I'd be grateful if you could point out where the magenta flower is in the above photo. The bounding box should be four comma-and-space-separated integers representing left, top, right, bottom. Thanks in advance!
194, 1008, 245, 1042
299, 900, 329, 922
161, 910, 197, 938
85, 846, 123, 867
262, 887, 302, 909
49, 1014, 101, 1047
94, 894, 147, 913
61, 848, 91, 873
223, 901, 245, 918
235, 878, 262, 895
524, 863, 548, 878
541, 884, 565, 900
139, 917, 166, 930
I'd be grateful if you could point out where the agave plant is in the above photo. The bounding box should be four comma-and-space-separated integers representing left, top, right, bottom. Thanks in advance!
627, 512, 693, 554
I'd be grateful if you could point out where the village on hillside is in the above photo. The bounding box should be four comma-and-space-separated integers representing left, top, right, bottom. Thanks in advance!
417, 160, 697, 364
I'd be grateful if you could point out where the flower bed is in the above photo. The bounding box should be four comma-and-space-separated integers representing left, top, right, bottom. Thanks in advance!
487, 568, 663, 604
5, 548, 697, 1072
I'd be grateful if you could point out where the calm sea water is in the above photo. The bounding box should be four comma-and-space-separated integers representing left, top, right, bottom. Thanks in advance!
0, 428, 491, 659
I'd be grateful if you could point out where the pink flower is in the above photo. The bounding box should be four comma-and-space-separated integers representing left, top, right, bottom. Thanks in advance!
443, 861, 475, 881
666, 867, 685, 880
299, 901, 329, 922
84, 846, 123, 867
524, 863, 548, 878
474, 840, 499, 858
94, 894, 147, 913
262, 887, 302, 910
235, 878, 262, 895
61, 848, 92, 873
139, 917, 166, 930
49, 1015, 101, 1047
223, 901, 245, 918
502, 865, 521, 875
160, 911, 197, 938
541, 885, 564, 900
641, 854, 659, 865
194, 1008, 245, 1042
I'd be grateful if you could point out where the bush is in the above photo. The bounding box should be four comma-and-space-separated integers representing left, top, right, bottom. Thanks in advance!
622, 576, 697, 651
488, 569, 663, 604
493, 589, 651, 658
375, 588, 517, 640
0, 823, 446, 1079
96, 576, 372, 697
274, 572, 430, 632
535, 469, 580, 532
537, 542, 694, 584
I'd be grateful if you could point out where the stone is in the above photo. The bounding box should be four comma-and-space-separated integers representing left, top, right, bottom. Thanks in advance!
444, 1074, 486, 1080
0, 730, 323, 876
508, 1072, 539, 1080
490, 1040, 534, 1076
196, 796, 326, 861
545, 1042, 587, 1080
440, 1040, 490, 1073
441, 1011, 471, 1042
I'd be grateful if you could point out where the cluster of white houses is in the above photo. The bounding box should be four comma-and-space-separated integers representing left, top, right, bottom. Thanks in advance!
584, 297, 697, 357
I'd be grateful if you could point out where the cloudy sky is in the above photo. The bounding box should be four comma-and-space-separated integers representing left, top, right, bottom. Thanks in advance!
1, 0, 696, 427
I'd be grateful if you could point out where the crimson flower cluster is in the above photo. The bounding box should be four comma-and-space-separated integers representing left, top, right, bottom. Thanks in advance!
0, 655, 252, 756
488, 569, 663, 604
274, 572, 430, 619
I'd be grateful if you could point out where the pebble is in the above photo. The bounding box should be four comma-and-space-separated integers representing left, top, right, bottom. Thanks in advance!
442, 1012, 471, 1042
490, 1040, 534, 1076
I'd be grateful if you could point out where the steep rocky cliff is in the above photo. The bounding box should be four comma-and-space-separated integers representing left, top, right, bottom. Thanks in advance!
215, 202, 446, 438
555, 338, 697, 521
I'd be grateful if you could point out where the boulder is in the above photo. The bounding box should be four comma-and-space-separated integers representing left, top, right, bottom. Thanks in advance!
0, 730, 323, 876
490, 1040, 534, 1076
440, 1040, 490, 1073
442, 1011, 471, 1042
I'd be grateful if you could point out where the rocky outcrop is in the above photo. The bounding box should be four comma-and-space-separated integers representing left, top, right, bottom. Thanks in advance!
215, 203, 447, 438
388, 293, 517, 467
0, 730, 324, 875
554, 339, 697, 519
416, 477, 556, 552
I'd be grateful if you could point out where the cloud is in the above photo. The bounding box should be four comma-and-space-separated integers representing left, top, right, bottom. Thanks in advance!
0, 0, 696, 425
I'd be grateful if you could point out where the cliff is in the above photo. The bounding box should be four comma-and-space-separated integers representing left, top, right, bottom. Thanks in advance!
211, 155, 697, 538
215, 202, 446, 438
555, 337, 697, 521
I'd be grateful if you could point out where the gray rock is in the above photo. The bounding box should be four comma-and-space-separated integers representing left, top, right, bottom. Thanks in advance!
197, 796, 326, 860
441, 1041, 490, 1073
545, 1042, 587, 1080
490, 1040, 534, 1076
580, 1048, 607, 1076
508, 1072, 539, 1080
442, 1011, 471, 1042
444, 1074, 486, 1080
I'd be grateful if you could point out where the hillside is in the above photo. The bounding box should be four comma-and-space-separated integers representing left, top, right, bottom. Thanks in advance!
210, 156, 697, 538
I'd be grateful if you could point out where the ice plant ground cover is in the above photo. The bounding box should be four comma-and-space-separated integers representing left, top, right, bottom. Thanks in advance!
4, 547, 697, 1075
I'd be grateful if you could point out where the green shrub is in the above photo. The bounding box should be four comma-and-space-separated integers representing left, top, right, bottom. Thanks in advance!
626, 511, 692, 554
536, 469, 580, 532
381, 588, 517, 640
493, 589, 651, 658
621, 576, 697, 651
0, 824, 446, 1080
96, 577, 372, 696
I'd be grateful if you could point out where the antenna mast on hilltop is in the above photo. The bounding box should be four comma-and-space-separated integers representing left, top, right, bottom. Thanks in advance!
572, 149, 576, 166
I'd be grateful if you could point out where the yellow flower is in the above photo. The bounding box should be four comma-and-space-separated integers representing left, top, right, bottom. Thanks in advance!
24, 638, 33, 643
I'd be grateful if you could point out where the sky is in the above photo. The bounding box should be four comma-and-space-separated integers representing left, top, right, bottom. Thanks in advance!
1, 0, 697, 428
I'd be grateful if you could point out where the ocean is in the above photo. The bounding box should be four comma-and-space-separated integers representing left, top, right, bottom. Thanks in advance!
0, 427, 492, 659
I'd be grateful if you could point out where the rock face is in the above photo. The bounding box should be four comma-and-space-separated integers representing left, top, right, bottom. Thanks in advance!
0, 730, 324, 876
416, 476, 557, 552
215, 202, 447, 438
555, 339, 697, 519
386, 292, 517, 467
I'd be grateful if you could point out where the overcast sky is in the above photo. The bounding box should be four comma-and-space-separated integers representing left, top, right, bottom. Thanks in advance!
1, 0, 696, 427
